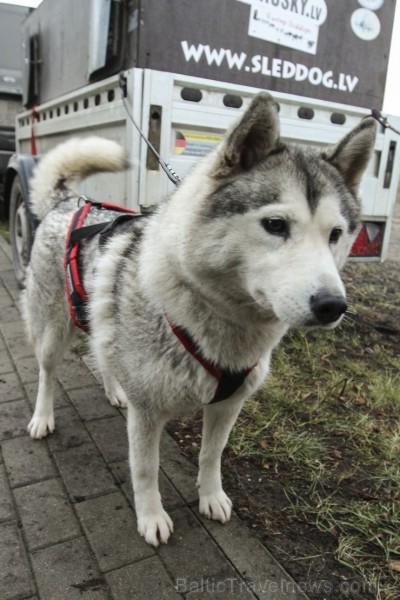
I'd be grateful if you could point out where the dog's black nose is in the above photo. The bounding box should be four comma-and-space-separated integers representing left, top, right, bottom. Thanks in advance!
310, 294, 348, 325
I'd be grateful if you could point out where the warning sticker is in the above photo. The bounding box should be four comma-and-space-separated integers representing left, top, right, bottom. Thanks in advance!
174, 130, 223, 157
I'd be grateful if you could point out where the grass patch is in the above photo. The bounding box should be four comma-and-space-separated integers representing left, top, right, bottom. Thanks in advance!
227, 263, 400, 598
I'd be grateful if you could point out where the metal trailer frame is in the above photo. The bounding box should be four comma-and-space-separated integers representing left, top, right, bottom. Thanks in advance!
6, 67, 400, 263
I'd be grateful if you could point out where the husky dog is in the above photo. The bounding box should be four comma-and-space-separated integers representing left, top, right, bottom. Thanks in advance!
22, 93, 376, 547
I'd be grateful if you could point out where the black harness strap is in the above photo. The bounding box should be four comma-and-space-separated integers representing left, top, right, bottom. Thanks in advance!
69, 213, 145, 247
212, 369, 252, 403
68, 221, 110, 245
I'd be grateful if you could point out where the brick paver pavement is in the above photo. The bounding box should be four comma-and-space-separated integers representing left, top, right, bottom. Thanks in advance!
0, 235, 309, 600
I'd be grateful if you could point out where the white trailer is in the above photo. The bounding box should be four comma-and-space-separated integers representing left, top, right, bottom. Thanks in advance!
4, 0, 399, 283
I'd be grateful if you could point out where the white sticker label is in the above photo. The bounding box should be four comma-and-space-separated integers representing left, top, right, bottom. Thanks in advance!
244, 0, 328, 55
358, 0, 384, 10
174, 130, 222, 157
351, 8, 381, 40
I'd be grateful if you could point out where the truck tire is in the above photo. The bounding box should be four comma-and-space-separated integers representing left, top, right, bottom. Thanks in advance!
9, 175, 33, 288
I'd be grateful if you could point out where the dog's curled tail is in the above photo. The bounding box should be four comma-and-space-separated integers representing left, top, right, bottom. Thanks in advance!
30, 137, 130, 220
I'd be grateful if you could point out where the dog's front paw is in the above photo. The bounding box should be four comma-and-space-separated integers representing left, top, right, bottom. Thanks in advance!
27, 414, 55, 439
199, 490, 233, 523
137, 510, 174, 547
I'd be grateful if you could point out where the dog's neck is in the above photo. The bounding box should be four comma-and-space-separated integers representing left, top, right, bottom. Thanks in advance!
139, 225, 287, 370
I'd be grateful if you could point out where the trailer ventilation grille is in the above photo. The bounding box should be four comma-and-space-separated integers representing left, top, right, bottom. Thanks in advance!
181, 88, 202, 102
298, 107, 314, 120
331, 112, 346, 125
223, 94, 243, 109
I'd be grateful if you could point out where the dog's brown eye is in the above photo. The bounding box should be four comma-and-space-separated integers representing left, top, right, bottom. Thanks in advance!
261, 218, 289, 238
329, 227, 342, 244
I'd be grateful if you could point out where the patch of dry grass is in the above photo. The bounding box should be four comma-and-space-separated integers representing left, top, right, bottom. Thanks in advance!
226, 262, 400, 598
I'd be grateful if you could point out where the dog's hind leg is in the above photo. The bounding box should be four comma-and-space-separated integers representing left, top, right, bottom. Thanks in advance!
26, 307, 74, 439
101, 372, 128, 408
198, 397, 245, 523
90, 326, 128, 408
127, 403, 173, 546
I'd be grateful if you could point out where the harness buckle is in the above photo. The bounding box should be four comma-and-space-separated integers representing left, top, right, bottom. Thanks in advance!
77, 195, 90, 207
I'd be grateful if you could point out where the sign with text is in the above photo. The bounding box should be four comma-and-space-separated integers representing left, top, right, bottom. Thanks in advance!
246, 0, 328, 55
137, 0, 396, 109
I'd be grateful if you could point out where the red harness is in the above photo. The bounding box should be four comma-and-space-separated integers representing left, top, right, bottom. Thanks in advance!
64, 199, 142, 333
64, 199, 255, 402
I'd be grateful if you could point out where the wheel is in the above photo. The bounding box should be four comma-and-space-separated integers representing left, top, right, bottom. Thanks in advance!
9, 176, 34, 288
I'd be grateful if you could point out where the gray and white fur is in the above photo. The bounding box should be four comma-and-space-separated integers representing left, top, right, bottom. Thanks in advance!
22, 93, 376, 546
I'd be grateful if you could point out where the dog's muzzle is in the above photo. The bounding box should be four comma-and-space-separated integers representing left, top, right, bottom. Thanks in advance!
310, 293, 348, 326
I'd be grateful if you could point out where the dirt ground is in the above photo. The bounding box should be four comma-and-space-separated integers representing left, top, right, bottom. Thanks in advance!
167, 260, 400, 600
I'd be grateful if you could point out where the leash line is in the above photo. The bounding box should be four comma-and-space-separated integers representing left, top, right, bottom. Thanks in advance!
119, 72, 182, 186
370, 108, 400, 136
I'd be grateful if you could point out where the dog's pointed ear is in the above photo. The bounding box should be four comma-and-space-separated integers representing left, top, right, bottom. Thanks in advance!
211, 92, 280, 179
322, 117, 377, 197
